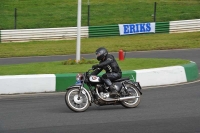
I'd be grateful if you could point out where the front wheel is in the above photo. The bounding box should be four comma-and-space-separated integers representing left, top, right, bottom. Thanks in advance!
121, 84, 141, 108
65, 88, 90, 112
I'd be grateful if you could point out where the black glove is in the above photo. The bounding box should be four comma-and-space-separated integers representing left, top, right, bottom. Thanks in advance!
92, 64, 99, 69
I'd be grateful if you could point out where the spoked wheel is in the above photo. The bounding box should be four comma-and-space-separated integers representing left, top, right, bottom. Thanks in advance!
65, 88, 89, 112
121, 84, 141, 108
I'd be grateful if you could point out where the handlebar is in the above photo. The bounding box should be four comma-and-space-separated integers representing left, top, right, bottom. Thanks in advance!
88, 67, 100, 73
87, 68, 94, 73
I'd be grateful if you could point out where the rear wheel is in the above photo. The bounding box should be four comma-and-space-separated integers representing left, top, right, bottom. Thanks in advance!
65, 88, 90, 112
121, 84, 141, 108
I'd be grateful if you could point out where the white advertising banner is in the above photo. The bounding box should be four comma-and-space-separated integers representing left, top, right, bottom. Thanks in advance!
118, 22, 155, 35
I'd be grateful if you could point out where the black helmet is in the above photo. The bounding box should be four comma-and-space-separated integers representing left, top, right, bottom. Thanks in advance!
95, 47, 108, 61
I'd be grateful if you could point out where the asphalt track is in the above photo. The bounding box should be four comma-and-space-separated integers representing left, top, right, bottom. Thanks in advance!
0, 48, 200, 133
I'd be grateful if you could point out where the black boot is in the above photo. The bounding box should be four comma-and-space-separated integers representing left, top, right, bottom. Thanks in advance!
109, 85, 119, 98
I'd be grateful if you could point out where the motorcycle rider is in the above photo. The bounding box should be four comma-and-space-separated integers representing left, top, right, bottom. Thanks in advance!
91, 47, 122, 98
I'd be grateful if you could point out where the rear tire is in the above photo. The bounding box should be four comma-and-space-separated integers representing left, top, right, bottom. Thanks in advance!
121, 84, 141, 108
65, 88, 90, 112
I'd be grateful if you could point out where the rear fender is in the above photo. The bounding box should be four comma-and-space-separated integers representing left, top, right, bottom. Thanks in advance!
124, 80, 142, 95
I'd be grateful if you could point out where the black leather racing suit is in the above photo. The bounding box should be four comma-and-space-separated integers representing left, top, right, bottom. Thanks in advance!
91, 54, 122, 87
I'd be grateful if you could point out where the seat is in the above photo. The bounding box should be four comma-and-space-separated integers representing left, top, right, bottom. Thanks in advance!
113, 77, 130, 82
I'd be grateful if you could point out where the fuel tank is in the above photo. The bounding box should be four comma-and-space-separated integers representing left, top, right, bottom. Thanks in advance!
89, 75, 101, 83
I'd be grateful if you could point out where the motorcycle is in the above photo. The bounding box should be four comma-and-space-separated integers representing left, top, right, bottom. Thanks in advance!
65, 68, 142, 112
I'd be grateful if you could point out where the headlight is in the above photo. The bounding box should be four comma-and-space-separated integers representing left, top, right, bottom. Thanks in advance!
76, 73, 83, 81
76, 73, 84, 85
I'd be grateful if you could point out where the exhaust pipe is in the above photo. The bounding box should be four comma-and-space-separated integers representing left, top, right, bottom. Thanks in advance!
119, 96, 140, 101
96, 88, 140, 102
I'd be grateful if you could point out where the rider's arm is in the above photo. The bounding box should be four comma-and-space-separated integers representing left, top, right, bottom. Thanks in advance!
98, 55, 114, 68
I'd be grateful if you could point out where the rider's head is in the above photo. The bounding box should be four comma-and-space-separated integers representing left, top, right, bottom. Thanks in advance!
95, 47, 108, 61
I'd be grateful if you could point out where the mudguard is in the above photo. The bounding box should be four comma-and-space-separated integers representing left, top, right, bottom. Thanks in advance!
124, 80, 142, 95
66, 85, 92, 104
66, 85, 81, 90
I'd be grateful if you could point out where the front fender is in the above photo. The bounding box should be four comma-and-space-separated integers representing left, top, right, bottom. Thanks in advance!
66, 85, 81, 90
66, 85, 92, 104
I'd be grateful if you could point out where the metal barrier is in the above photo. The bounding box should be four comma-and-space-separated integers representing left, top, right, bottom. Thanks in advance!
89, 25, 119, 37
0, 26, 88, 43
0, 19, 199, 43
170, 19, 200, 33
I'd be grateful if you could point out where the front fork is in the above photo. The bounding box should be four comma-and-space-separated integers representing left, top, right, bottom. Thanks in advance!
77, 86, 92, 105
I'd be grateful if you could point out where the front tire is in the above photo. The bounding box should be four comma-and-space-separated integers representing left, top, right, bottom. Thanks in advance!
65, 88, 90, 112
121, 84, 141, 108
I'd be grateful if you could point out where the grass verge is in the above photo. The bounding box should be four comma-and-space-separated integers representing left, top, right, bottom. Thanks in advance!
0, 58, 190, 75
0, 0, 200, 29
0, 32, 200, 58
